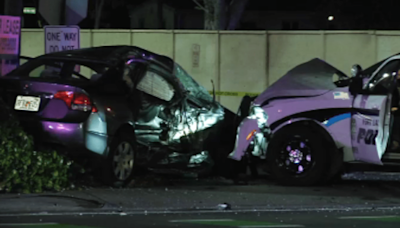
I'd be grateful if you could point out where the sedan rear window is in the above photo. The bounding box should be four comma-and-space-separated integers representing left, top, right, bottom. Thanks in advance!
7, 58, 109, 81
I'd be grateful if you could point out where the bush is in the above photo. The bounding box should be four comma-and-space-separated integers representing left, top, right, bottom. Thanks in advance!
0, 100, 73, 193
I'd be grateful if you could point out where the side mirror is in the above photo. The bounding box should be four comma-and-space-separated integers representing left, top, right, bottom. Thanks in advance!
349, 75, 363, 95
351, 64, 362, 77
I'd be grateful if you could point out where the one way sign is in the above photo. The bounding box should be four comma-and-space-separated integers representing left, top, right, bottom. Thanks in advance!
44, 25, 80, 54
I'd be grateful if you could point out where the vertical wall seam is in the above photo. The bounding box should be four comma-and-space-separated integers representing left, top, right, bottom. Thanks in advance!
321, 30, 326, 61
172, 30, 176, 60
373, 30, 378, 62
90, 29, 94, 48
265, 30, 269, 88
89, 29, 94, 75
217, 30, 221, 103
130, 29, 133, 46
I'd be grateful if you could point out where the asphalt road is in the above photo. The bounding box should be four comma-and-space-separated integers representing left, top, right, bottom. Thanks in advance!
1, 209, 400, 228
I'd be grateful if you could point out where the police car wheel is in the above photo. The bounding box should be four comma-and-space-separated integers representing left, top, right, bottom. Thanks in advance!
267, 125, 329, 186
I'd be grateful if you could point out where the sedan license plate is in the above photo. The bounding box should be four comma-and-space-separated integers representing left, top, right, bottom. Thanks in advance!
14, 95, 41, 112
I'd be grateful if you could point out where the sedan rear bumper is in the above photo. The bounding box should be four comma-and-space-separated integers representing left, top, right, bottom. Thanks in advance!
22, 120, 108, 157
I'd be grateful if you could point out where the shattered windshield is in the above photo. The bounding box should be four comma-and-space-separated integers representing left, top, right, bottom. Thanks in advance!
173, 63, 213, 103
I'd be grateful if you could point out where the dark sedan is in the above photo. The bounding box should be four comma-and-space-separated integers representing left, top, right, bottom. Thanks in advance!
0, 46, 237, 186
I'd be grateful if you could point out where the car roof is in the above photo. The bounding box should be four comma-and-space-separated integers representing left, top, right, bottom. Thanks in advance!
38, 45, 175, 72
362, 52, 400, 76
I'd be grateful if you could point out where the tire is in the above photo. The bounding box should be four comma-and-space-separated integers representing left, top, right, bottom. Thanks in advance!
103, 130, 137, 187
267, 124, 329, 186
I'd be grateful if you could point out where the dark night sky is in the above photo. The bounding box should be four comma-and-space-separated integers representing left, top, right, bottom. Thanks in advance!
16, 0, 400, 30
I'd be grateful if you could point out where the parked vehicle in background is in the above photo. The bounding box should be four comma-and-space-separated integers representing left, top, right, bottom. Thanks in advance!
0, 46, 236, 186
230, 54, 400, 186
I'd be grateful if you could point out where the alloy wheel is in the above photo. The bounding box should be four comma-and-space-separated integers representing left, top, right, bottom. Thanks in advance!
112, 141, 134, 181
277, 136, 314, 176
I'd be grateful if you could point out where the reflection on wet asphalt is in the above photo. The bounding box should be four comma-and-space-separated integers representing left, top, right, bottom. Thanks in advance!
1, 210, 400, 228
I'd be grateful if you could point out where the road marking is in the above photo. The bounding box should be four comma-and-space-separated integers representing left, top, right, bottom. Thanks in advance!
170, 219, 304, 228
239, 226, 303, 228
0, 223, 99, 228
0, 223, 58, 226
339, 215, 398, 219
170, 219, 234, 222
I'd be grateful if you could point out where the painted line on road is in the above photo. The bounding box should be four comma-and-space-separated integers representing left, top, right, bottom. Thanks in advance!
339, 215, 398, 219
170, 219, 304, 228
239, 226, 303, 228
339, 215, 400, 222
170, 219, 234, 222
0, 223, 58, 226
1, 205, 400, 217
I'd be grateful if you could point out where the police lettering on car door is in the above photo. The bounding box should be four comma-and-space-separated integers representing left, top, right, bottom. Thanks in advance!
357, 118, 379, 145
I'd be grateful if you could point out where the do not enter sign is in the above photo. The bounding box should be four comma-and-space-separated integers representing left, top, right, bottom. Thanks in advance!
44, 25, 80, 54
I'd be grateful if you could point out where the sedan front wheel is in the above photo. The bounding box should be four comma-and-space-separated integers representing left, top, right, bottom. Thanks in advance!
104, 130, 137, 187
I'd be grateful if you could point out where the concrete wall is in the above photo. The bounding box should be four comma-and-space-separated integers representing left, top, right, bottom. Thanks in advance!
20, 29, 400, 111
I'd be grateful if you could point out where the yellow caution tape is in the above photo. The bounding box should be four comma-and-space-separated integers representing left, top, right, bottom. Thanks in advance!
208, 91, 260, 97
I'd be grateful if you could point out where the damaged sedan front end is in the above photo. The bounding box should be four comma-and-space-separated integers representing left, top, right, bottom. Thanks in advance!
118, 47, 237, 177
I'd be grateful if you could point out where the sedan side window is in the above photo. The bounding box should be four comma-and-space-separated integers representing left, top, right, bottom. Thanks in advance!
29, 63, 62, 78
136, 70, 175, 102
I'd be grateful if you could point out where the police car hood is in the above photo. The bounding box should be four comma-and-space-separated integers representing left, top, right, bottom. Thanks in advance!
254, 58, 347, 106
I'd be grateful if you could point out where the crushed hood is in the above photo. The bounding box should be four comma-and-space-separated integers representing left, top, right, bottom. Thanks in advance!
254, 58, 347, 106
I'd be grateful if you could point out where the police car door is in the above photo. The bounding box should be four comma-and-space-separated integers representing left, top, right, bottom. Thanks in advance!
352, 59, 400, 165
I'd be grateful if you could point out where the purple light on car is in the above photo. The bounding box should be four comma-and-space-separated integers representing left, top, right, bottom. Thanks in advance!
298, 165, 304, 173
47, 123, 72, 132
306, 154, 312, 162
57, 124, 71, 131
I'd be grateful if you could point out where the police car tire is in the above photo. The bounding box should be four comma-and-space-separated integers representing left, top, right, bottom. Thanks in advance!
267, 125, 329, 186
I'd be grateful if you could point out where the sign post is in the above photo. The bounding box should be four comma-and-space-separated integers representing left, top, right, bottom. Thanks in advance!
44, 25, 80, 71
0, 15, 21, 76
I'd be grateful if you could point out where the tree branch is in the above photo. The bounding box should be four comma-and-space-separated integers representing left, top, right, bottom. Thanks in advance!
193, 0, 208, 12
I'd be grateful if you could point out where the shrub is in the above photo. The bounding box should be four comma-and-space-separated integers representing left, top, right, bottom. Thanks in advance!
0, 100, 73, 193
